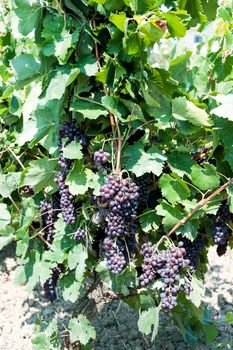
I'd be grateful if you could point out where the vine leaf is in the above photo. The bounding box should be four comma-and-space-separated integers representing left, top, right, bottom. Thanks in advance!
139, 210, 161, 233
159, 174, 191, 204
68, 245, 87, 282
188, 276, 205, 307
11, 54, 43, 83
14, 0, 42, 36
71, 99, 108, 119
191, 164, 220, 191
0, 172, 21, 198
124, 142, 166, 176
211, 94, 233, 121
68, 315, 96, 345
63, 141, 83, 160
172, 97, 212, 127
21, 158, 57, 192
138, 306, 160, 341
109, 12, 127, 32
0, 203, 11, 230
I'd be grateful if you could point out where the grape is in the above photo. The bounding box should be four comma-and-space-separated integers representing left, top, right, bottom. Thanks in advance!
74, 228, 87, 241
99, 175, 140, 273
55, 120, 87, 224
216, 242, 228, 257
135, 174, 152, 208
94, 149, 110, 164
103, 238, 126, 274
43, 265, 63, 302
55, 172, 75, 225
139, 242, 191, 310
181, 236, 205, 272
40, 199, 59, 244
212, 204, 232, 255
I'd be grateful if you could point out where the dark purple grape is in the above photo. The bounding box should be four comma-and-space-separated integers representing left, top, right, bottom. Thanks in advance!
74, 228, 86, 241
40, 199, 59, 244
139, 243, 191, 310
94, 150, 110, 164
55, 120, 88, 225
43, 265, 63, 302
212, 204, 231, 255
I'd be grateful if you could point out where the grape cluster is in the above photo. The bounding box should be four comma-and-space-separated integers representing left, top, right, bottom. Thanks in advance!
135, 174, 152, 208
56, 120, 87, 224
99, 175, 139, 273
55, 171, 76, 224
40, 199, 59, 244
139, 242, 191, 310
212, 204, 232, 256
74, 228, 87, 241
43, 265, 63, 302
100, 176, 139, 218
94, 150, 110, 164
181, 236, 205, 272
103, 238, 127, 274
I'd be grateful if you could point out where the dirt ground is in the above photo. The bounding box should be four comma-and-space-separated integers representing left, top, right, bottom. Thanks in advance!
0, 245, 232, 350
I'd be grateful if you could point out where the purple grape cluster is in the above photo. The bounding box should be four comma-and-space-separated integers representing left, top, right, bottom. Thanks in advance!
55, 171, 76, 224
139, 242, 191, 310
103, 238, 126, 274
135, 174, 152, 208
99, 175, 139, 273
94, 149, 110, 164
40, 199, 59, 244
181, 236, 205, 272
100, 176, 139, 218
212, 204, 232, 256
74, 228, 87, 241
43, 265, 63, 302
55, 120, 87, 224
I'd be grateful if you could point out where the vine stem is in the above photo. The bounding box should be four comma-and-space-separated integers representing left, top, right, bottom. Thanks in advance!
6, 146, 25, 169
92, 18, 121, 174
168, 178, 233, 236
156, 178, 233, 248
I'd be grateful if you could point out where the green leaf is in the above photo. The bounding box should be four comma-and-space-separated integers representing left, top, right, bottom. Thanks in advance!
163, 13, 186, 37
204, 324, 218, 345
67, 245, 87, 282
0, 234, 14, 251
159, 174, 191, 204
11, 54, 42, 82
77, 55, 98, 77
68, 315, 96, 345
139, 210, 161, 233
0, 172, 20, 198
124, 142, 166, 177
191, 164, 220, 191
167, 152, 195, 177
188, 276, 205, 307
0, 203, 11, 230
156, 200, 183, 229
22, 158, 57, 192
61, 273, 82, 302
71, 99, 108, 120
63, 141, 83, 160
111, 267, 137, 295
109, 12, 127, 32
14, 0, 42, 36
211, 94, 233, 121
178, 0, 207, 22
172, 97, 212, 127
138, 306, 160, 341
66, 161, 100, 196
